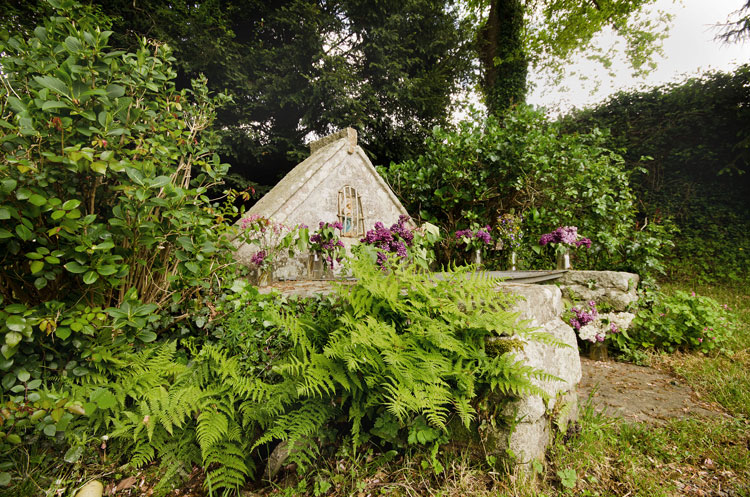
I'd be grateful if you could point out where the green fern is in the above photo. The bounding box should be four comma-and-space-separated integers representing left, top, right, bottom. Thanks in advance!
76, 257, 559, 494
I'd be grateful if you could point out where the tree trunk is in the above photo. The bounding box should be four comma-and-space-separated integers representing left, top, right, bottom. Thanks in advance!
478, 0, 527, 116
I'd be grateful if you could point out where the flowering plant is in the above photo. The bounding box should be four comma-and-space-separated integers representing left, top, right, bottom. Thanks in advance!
495, 213, 524, 251
309, 221, 345, 268
455, 224, 493, 253
567, 300, 634, 343
239, 214, 302, 272
360, 215, 415, 268
539, 226, 591, 250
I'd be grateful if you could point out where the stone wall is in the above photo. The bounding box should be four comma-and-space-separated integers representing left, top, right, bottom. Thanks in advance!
484, 283, 582, 466
554, 270, 639, 311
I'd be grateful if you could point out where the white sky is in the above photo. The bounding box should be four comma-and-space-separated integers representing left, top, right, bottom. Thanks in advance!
528, 0, 749, 114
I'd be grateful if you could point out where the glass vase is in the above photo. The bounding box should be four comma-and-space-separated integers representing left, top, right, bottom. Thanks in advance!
472, 248, 482, 267
556, 249, 571, 270
589, 341, 608, 361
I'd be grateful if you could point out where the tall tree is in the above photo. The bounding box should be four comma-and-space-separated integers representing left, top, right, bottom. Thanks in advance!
83, 0, 472, 185
718, 0, 750, 43
470, 0, 671, 115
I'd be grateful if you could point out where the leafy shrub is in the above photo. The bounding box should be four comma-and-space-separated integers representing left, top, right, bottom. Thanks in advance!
381, 106, 673, 277
621, 291, 734, 354
0, 0, 243, 480
563, 66, 750, 284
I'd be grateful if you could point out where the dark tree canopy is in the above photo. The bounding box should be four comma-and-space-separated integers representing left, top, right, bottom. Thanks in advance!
34, 0, 472, 187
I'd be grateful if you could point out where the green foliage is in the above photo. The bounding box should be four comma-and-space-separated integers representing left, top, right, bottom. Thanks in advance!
78, 259, 552, 494
620, 291, 734, 354
382, 106, 672, 277
0, 0, 245, 482
67, 0, 474, 182
477, 0, 527, 114
564, 65, 750, 284
468, 0, 670, 113
0, 0, 233, 350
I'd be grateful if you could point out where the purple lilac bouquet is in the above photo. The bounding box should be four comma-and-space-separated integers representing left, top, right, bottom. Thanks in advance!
310, 221, 345, 268
455, 224, 493, 252
539, 226, 591, 249
360, 215, 415, 267
568, 300, 634, 343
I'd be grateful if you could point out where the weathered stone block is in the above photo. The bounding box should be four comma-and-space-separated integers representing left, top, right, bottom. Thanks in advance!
481, 284, 582, 468
555, 270, 639, 311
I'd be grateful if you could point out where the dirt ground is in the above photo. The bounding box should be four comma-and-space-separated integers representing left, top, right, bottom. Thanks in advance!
577, 357, 729, 424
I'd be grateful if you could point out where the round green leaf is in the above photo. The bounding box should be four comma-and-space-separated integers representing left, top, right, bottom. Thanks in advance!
0, 471, 10, 486
26, 379, 42, 390
4, 332, 21, 348
15, 225, 32, 241
5, 315, 27, 332
96, 265, 117, 276
63, 446, 83, 464
16, 368, 30, 382
55, 327, 71, 340
51, 210, 66, 220
90, 161, 107, 174
43, 424, 57, 437
1, 373, 15, 390
61, 199, 81, 210
64, 261, 88, 274
6, 434, 22, 445
82, 271, 99, 284
137, 330, 157, 343
0, 208, 10, 220
30, 261, 44, 274
28, 194, 47, 206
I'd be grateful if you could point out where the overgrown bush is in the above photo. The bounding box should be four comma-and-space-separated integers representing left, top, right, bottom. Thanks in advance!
381, 106, 673, 278
0, 0, 240, 483
563, 66, 750, 284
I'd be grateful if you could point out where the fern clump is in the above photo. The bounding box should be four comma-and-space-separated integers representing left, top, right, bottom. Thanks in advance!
84, 259, 552, 494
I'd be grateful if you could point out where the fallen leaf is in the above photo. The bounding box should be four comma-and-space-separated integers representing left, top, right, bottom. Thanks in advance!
115, 477, 137, 492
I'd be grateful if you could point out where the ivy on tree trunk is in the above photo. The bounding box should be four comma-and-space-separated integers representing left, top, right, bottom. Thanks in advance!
478, 0, 527, 115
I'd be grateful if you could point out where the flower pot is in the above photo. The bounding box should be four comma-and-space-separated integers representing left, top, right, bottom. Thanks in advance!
589, 341, 608, 361
556, 249, 571, 270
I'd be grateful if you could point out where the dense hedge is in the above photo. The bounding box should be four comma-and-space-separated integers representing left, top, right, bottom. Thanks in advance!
562, 66, 750, 284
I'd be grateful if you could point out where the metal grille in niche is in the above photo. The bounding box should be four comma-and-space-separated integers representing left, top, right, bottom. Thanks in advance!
338, 186, 365, 237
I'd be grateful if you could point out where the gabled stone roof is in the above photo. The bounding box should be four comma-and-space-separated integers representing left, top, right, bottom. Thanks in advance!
245, 128, 410, 224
